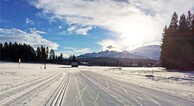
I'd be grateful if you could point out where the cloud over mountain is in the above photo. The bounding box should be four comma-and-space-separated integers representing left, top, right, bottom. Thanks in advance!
31, 0, 194, 51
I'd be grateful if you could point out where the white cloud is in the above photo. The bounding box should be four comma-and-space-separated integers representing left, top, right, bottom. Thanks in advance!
29, 28, 46, 34
64, 47, 91, 54
31, 0, 194, 51
67, 26, 76, 32
25, 18, 35, 25
60, 47, 91, 57
74, 27, 92, 35
98, 39, 121, 51
98, 38, 162, 51
67, 26, 92, 35
0, 28, 59, 50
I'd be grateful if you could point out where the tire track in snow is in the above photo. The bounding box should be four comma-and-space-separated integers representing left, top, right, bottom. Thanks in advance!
80, 72, 135, 105
83, 71, 194, 106
0, 72, 62, 106
76, 73, 105, 106
84, 71, 163, 106
74, 73, 84, 106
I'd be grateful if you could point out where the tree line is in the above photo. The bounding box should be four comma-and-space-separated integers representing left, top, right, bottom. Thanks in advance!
0, 42, 64, 64
160, 11, 194, 71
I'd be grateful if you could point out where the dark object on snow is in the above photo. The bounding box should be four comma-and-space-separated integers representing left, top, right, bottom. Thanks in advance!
71, 62, 78, 67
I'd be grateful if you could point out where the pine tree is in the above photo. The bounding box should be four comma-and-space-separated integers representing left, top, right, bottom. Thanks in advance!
59, 53, 63, 63
55, 55, 58, 62
0, 42, 39, 62
160, 26, 168, 67
0, 43, 3, 60
40, 46, 48, 63
49, 49, 55, 62
179, 14, 189, 32
161, 11, 194, 71
192, 13, 194, 32
3, 42, 9, 60
36, 47, 41, 62
0, 42, 55, 63
72, 55, 76, 62
169, 12, 178, 32
187, 11, 193, 31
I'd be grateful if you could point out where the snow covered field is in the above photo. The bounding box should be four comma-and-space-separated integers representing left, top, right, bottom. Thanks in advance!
94, 67, 194, 99
0, 62, 194, 106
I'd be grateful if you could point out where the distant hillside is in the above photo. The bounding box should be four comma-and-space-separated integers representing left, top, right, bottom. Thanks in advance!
78, 50, 147, 59
77, 46, 160, 66
130, 45, 161, 60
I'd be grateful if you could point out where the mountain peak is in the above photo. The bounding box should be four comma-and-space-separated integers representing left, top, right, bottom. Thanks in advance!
78, 50, 147, 59
131, 45, 161, 60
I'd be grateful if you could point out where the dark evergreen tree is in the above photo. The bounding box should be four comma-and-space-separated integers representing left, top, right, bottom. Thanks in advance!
3, 42, 9, 60
49, 49, 55, 62
192, 13, 194, 32
72, 55, 76, 62
187, 11, 193, 31
12, 42, 19, 61
36, 47, 41, 62
40, 46, 48, 62
55, 55, 58, 62
0, 43, 3, 60
168, 12, 178, 32
179, 14, 189, 32
160, 11, 194, 71
0, 42, 38, 62
59, 53, 63, 63
160, 26, 168, 67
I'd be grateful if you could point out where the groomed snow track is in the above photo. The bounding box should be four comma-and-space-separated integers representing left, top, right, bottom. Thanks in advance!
45, 73, 69, 106
0, 66, 194, 106
0, 72, 62, 106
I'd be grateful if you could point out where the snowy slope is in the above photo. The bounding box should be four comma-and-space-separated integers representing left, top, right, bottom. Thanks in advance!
78, 45, 161, 60
131, 45, 161, 60
78, 50, 147, 59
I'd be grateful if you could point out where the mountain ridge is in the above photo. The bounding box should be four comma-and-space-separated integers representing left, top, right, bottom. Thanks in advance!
131, 45, 161, 60
78, 45, 161, 60
78, 50, 147, 59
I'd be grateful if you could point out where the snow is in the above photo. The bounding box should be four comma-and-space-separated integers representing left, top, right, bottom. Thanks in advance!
78, 50, 146, 59
91, 67, 194, 100
131, 45, 161, 60
0, 62, 193, 105
0, 62, 68, 105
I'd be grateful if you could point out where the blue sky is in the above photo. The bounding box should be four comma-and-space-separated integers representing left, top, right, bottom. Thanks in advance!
1, 0, 194, 57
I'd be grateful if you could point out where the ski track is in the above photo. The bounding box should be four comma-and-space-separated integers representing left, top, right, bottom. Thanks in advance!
0, 71, 62, 106
45, 73, 69, 106
79, 71, 194, 106
0, 67, 194, 106
0, 72, 59, 99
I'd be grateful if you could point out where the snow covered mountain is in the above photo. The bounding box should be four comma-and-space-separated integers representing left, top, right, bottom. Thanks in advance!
78, 50, 147, 59
130, 45, 161, 60
78, 45, 161, 60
